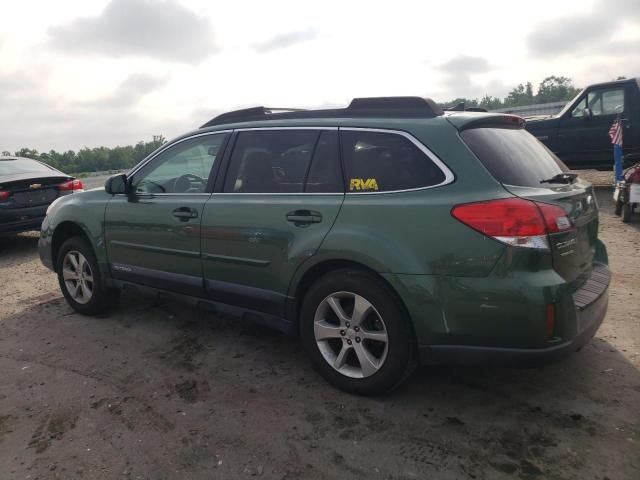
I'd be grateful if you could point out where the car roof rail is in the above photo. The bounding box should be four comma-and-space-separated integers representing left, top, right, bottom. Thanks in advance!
200, 97, 444, 128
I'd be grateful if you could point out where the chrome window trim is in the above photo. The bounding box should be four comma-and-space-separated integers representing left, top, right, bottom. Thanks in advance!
124, 126, 454, 197
132, 193, 213, 197
127, 130, 232, 179
339, 127, 455, 195
234, 126, 338, 132
211, 192, 344, 196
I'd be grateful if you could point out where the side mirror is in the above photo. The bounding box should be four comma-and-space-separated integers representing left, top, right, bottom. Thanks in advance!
105, 173, 128, 194
582, 107, 593, 119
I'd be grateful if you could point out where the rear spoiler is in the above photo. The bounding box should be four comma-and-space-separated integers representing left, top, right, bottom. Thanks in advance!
457, 114, 525, 131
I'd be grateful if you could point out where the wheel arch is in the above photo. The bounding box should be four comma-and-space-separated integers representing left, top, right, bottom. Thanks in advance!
289, 258, 416, 342
51, 221, 93, 272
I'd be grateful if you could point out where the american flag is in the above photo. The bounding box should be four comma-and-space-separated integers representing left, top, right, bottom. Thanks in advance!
609, 118, 623, 147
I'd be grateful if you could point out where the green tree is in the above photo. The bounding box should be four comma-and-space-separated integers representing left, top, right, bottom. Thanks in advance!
11, 137, 167, 175
504, 82, 534, 107
439, 75, 584, 111
478, 94, 503, 110
535, 76, 580, 103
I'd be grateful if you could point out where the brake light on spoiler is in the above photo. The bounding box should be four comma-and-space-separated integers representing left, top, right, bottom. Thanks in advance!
58, 179, 84, 192
451, 198, 573, 250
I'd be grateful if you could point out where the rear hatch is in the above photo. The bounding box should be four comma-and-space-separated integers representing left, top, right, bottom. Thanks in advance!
459, 121, 598, 289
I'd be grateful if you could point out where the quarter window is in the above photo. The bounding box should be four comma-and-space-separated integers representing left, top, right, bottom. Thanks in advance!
131, 133, 228, 194
341, 130, 445, 192
223, 130, 319, 193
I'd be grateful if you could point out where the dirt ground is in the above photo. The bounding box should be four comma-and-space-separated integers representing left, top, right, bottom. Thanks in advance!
0, 187, 638, 480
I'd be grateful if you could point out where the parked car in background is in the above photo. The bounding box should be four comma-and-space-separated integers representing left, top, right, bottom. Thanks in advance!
39, 98, 610, 395
0, 156, 84, 235
525, 78, 640, 170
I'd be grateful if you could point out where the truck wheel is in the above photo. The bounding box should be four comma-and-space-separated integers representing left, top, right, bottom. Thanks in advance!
300, 268, 416, 395
622, 202, 632, 223
56, 236, 119, 315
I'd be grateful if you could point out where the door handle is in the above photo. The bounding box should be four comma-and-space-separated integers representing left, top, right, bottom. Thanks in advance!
172, 207, 198, 221
286, 210, 322, 225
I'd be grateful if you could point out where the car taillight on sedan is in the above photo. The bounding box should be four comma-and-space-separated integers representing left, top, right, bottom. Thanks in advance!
451, 198, 573, 250
0, 190, 10, 201
57, 179, 84, 192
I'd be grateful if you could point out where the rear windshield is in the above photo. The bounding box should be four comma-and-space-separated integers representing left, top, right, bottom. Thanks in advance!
461, 127, 567, 187
0, 158, 54, 176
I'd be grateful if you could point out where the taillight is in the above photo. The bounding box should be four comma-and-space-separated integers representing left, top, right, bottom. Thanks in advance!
0, 190, 10, 201
546, 304, 556, 339
537, 202, 572, 233
451, 198, 572, 250
58, 179, 84, 192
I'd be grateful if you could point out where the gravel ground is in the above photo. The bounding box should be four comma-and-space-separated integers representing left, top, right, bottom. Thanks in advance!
0, 189, 638, 480
572, 170, 615, 187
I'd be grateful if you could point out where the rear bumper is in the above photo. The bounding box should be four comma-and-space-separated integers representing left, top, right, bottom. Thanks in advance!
420, 286, 608, 367
0, 206, 47, 234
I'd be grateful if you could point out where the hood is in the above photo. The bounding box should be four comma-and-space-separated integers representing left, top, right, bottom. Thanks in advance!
524, 114, 556, 122
525, 115, 560, 132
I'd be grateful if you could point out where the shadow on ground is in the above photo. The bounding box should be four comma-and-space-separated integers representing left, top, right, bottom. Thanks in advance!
0, 232, 40, 259
0, 292, 638, 480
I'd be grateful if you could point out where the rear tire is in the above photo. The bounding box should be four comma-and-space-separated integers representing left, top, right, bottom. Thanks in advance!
614, 199, 623, 216
56, 236, 119, 315
622, 202, 632, 223
300, 269, 416, 395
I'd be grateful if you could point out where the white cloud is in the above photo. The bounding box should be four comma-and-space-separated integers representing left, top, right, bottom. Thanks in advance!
253, 29, 319, 53
48, 0, 217, 63
0, 0, 638, 153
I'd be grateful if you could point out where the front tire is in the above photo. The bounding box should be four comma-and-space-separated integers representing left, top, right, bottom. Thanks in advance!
56, 236, 119, 315
614, 199, 623, 216
622, 202, 632, 223
300, 269, 416, 395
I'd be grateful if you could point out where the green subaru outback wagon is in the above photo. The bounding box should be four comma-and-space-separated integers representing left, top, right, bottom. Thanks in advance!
39, 97, 610, 395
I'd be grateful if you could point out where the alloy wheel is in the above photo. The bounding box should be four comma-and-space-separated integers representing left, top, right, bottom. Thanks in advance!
62, 250, 94, 305
313, 291, 389, 378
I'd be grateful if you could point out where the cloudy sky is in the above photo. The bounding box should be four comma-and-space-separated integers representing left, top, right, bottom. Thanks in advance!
1, 0, 638, 152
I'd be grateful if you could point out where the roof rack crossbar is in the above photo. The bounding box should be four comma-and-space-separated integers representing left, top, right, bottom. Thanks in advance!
200, 97, 444, 128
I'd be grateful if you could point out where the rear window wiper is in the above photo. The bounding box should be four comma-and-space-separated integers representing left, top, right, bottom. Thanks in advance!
540, 173, 578, 184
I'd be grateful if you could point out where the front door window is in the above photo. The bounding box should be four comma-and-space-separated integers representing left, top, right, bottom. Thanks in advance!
587, 89, 625, 116
131, 133, 228, 194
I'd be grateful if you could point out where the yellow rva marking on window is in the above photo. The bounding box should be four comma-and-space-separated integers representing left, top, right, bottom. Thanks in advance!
349, 178, 379, 191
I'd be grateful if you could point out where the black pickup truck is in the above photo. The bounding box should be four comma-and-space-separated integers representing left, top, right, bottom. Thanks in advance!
525, 78, 640, 170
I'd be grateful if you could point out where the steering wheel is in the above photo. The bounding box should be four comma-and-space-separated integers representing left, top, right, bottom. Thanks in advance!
173, 174, 204, 193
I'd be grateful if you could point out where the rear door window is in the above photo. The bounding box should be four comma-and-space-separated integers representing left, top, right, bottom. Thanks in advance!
461, 127, 567, 187
340, 130, 446, 193
223, 130, 319, 193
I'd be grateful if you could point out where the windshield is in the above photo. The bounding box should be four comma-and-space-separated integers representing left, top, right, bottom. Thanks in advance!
461, 127, 568, 187
556, 88, 586, 118
0, 158, 54, 176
